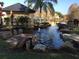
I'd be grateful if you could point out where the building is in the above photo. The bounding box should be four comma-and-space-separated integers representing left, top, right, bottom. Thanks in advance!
2, 3, 35, 26
3, 3, 35, 18
63, 15, 70, 22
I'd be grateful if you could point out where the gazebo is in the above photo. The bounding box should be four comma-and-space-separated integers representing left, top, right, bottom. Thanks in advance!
3, 3, 35, 17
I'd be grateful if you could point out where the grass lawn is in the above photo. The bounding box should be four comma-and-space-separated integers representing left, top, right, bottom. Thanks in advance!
72, 28, 79, 34
0, 37, 79, 59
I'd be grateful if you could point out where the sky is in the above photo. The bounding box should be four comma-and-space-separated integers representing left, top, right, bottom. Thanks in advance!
0, 0, 79, 15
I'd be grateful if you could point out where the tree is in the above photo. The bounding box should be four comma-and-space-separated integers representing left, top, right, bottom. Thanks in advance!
68, 3, 79, 27
68, 3, 79, 20
0, 2, 4, 6
0, 2, 4, 27
55, 12, 63, 17
24, 0, 57, 17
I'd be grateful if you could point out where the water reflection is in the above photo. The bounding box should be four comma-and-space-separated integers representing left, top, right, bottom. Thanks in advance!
34, 24, 64, 49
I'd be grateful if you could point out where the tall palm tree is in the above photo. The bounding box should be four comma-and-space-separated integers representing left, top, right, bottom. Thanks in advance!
24, 0, 57, 17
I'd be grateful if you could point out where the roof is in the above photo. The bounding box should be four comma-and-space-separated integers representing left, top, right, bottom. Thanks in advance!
3, 3, 35, 13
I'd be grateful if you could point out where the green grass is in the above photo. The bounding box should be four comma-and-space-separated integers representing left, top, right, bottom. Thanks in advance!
71, 27, 79, 34
0, 38, 79, 59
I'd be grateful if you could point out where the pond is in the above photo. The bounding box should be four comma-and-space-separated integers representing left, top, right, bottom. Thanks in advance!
34, 24, 64, 49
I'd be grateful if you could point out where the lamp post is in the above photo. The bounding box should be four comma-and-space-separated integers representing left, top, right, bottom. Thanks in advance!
10, 10, 15, 35
10, 10, 14, 26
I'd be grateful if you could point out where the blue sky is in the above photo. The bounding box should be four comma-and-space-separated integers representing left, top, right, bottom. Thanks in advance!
54, 0, 79, 15
0, 0, 79, 15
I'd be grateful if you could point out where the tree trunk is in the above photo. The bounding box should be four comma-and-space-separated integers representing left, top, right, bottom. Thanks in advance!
40, 4, 42, 18
0, 17, 2, 27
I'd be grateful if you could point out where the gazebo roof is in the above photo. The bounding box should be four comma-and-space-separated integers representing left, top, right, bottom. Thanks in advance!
3, 3, 35, 13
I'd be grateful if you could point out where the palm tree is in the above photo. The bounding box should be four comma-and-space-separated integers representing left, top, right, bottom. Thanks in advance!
24, 0, 57, 17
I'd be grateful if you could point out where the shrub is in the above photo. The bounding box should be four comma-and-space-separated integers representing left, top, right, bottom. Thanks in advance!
17, 16, 29, 26
4, 17, 10, 26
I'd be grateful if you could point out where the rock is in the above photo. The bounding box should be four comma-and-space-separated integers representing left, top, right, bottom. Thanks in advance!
33, 44, 46, 51
64, 41, 75, 49
6, 34, 33, 49
0, 31, 12, 39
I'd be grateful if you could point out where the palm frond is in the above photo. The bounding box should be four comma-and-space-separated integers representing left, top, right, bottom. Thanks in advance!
47, 2, 55, 16
33, 0, 42, 10
24, 0, 37, 3
42, 3, 48, 13
50, 0, 57, 3
24, 0, 36, 8
24, 0, 27, 3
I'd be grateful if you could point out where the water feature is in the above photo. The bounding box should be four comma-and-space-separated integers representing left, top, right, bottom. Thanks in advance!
34, 24, 64, 49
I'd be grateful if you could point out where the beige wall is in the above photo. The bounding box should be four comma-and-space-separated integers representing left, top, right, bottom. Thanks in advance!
6, 13, 28, 18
